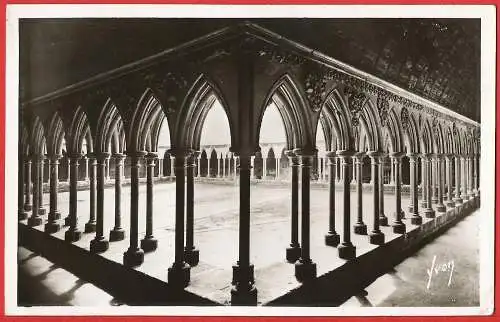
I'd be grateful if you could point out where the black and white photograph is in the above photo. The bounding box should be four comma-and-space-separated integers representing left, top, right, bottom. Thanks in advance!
6, 4, 495, 315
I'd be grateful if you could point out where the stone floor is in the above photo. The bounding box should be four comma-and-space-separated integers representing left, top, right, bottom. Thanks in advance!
20, 180, 472, 306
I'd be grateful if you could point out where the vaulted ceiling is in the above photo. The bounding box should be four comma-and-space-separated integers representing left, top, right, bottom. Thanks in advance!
20, 18, 481, 121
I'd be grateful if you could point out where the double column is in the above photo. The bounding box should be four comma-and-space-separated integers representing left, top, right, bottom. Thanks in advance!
141, 152, 158, 252
27, 154, 43, 227
454, 155, 463, 204
353, 152, 367, 235
422, 154, 435, 218
378, 155, 388, 226
445, 155, 455, 207
407, 153, 422, 225
435, 154, 446, 213
18, 156, 29, 220
391, 152, 406, 234
325, 151, 341, 245
23, 158, 33, 213
85, 155, 97, 233
45, 154, 62, 233
109, 153, 125, 241
367, 151, 385, 245
285, 150, 301, 261
64, 153, 83, 242
184, 151, 200, 265
337, 150, 356, 259
90, 152, 110, 253
293, 148, 318, 279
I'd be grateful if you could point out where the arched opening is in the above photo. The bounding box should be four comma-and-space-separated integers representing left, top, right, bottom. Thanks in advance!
258, 102, 287, 180
157, 117, 172, 177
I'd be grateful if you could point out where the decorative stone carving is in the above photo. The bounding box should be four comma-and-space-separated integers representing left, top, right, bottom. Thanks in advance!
400, 107, 409, 131
377, 93, 390, 127
304, 72, 327, 112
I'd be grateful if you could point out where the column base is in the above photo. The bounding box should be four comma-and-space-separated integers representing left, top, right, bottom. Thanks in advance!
379, 215, 388, 226
286, 244, 301, 263
436, 203, 446, 212
446, 200, 455, 208
140, 236, 158, 253
392, 221, 406, 234
167, 262, 191, 288
232, 263, 255, 285
24, 204, 32, 212
27, 216, 43, 227
90, 237, 109, 254
325, 231, 341, 246
432, 197, 438, 204
400, 209, 405, 219
84, 221, 96, 233
423, 208, 435, 218
369, 230, 385, 245
294, 259, 317, 282
44, 221, 61, 234
230, 283, 258, 306
38, 208, 46, 216
109, 227, 125, 241
353, 223, 368, 235
407, 204, 414, 214
410, 214, 422, 225
64, 229, 82, 242
454, 197, 463, 204
48, 211, 61, 220
338, 242, 356, 260
64, 216, 71, 226
123, 247, 144, 267
18, 211, 29, 221
184, 247, 200, 266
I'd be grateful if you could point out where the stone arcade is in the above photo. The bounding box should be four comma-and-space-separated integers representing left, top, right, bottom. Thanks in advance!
18, 21, 480, 306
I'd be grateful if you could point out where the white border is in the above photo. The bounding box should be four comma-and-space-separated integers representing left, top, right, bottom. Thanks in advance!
5, 4, 496, 316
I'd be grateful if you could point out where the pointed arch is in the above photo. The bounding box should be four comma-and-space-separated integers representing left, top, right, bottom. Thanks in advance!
95, 99, 124, 154
318, 87, 351, 151
66, 106, 90, 155
383, 108, 404, 153
29, 115, 46, 156
358, 98, 383, 152
45, 112, 67, 157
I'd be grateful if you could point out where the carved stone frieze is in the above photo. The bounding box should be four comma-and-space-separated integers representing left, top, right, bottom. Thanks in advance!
400, 107, 409, 131
304, 72, 327, 112
377, 92, 390, 127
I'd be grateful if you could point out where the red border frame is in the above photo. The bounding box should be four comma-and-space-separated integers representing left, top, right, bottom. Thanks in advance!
1, 1, 497, 321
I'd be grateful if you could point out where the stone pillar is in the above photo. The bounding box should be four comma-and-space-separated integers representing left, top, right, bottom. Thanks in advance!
408, 153, 422, 225
170, 156, 175, 178
460, 156, 467, 200
207, 158, 211, 178
250, 156, 255, 179
420, 156, 427, 209
431, 157, 439, 204
45, 155, 62, 233
222, 157, 226, 178
445, 155, 455, 207
217, 157, 221, 178
123, 151, 145, 267
158, 158, 163, 178
90, 152, 110, 253
391, 152, 406, 234
325, 151, 340, 245
85, 156, 97, 233
367, 151, 384, 245
390, 159, 395, 185
84, 157, 89, 181
435, 155, 446, 212
337, 150, 356, 259
275, 158, 280, 180
19, 156, 29, 220
231, 154, 257, 304
64, 154, 83, 242
378, 155, 388, 226
422, 154, 435, 218
38, 156, 46, 216
184, 151, 199, 266
140, 153, 158, 252
468, 156, 474, 197
168, 152, 191, 288
105, 158, 110, 181
294, 149, 318, 280
197, 157, 201, 178
109, 153, 125, 241
285, 150, 301, 261
262, 158, 267, 180
28, 155, 43, 227
354, 152, 367, 235
474, 154, 479, 194
454, 156, 463, 204
23, 158, 32, 212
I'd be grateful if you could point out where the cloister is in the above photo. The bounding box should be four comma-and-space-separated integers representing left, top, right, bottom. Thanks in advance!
18, 21, 480, 306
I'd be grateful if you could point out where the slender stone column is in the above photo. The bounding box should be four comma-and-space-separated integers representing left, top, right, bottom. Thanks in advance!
390, 160, 395, 185
435, 155, 446, 212
158, 158, 163, 178
170, 157, 175, 177
84, 156, 97, 233
38, 156, 46, 215
66, 158, 70, 183
454, 156, 463, 204
325, 151, 341, 245
378, 155, 388, 226
84, 157, 89, 181
460, 156, 467, 200
217, 157, 221, 178
275, 158, 280, 179
207, 158, 211, 177
184, 151, 199, 266
408, 153, 422, 225
354, 152, 367, 235
285, 150, 301, 261
19, 156, 29, 220
250, 156, 255, 179
123, 151, 146, 267
222, 157, 226, 178
474, 154, 479, 194
231, 153, 258, 304
45, 155, 62, 233
105, 158, 111, 181
468, 156, 474, 197
90, 152, 110, 253
390, 152, 406, 234
109, 153, 125, 241
431, 157, 439, 204
445, 155, 455, 207
28, 155, 43, 227
141, 152, 158, 252
168, 151, 191, 288
422, 154, 435, 218
294, 149, 318, 280
197, 157, 201, 178
367, 151, 384, 245
420, 156, 427, 209
336, 150, 356, 259
263, 158, 267, 179
23, 159, 32, 212
64, 154, 83, 242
